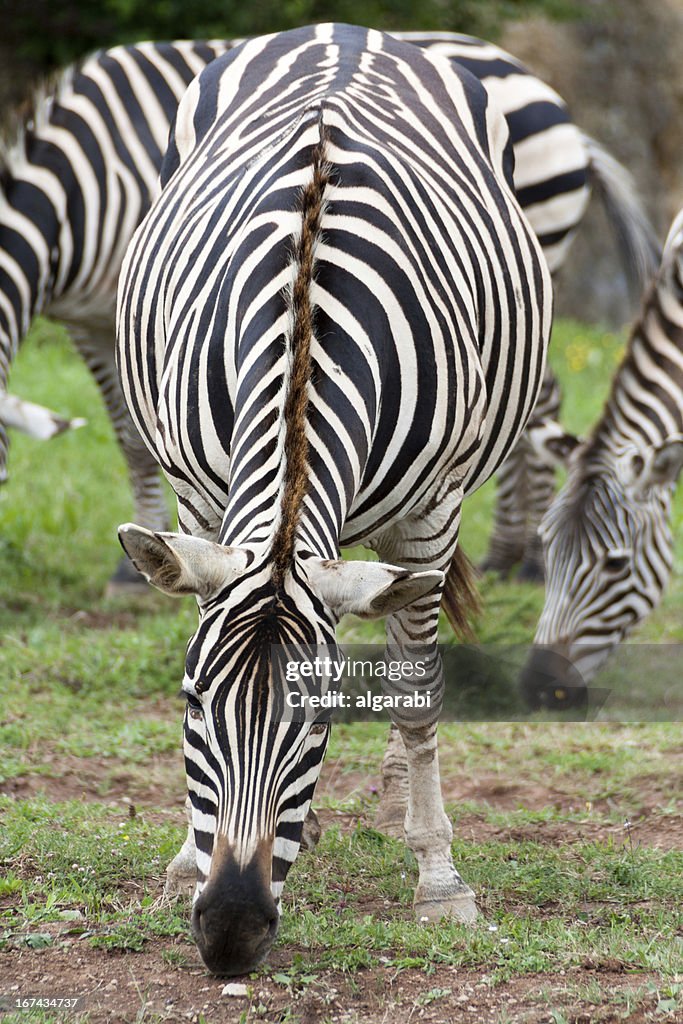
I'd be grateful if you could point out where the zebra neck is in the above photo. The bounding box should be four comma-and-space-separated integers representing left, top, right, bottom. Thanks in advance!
218, 493, 341, 567
585, 276, 683, 460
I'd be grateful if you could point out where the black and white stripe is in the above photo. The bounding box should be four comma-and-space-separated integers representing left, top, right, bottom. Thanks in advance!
520, 208, 683, 706
0, 30, 656, 587
116, 24, 552, 975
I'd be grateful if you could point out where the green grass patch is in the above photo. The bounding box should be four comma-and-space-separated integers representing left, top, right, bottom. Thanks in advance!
0, 316, 681, 999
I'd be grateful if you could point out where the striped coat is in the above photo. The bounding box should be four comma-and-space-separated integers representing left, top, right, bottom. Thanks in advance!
117, 24, 552, 975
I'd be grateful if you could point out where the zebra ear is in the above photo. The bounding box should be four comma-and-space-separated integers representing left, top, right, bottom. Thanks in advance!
649, 438, 683, 485
526, 418, 580, 468
628, 438, 683, 490
117, 524, 249, 599
0, 389, 86, 440
305, 558, 444, 620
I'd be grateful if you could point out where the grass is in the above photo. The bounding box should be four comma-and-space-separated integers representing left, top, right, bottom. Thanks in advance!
1, 797, 681, 978
0, 317, 681, 1021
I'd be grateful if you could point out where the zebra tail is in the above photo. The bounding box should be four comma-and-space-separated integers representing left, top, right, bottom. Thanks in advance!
582, 133, 661, 297
441, 546, 481, 642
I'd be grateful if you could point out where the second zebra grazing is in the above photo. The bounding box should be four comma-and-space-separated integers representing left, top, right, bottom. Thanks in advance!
520, 208, 683, 708
117, 24, 552, 974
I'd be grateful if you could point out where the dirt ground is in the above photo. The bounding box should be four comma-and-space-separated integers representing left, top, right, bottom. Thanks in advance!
1, 948, 666, 1024
2, 750, 682, 1023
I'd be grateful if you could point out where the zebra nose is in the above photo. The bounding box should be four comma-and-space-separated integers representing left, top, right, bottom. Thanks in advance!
191, 855, 279, 976
192, 885, 279, 975
519, 644, 587, 711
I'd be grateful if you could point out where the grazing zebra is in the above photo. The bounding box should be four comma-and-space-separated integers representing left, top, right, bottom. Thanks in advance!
0, 32, 656, 589
519, 208, 683, 708
116, 24, 552, 974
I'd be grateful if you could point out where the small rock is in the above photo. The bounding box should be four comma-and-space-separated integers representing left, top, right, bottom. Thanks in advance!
58, 910, 84, 921
221, 982, 249, 998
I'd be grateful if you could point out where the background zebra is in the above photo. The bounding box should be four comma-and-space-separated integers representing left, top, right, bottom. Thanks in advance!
0, 30, 656, 590
519, 208, 683, 708
116, 23, 552, 974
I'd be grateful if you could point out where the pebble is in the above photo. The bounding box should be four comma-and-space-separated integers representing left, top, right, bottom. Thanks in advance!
221, 982, 249, 998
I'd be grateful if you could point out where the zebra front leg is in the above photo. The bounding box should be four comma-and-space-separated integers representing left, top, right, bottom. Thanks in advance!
374, 501, 478, 923
385, 594, 477, 925
374, 723, 408, 838
517, 366, 562, 582
481, 364, 561, 580
479, 441, 527, 576
165, 797, 198, 897
402, 722, 476, 923
164, 799, 322, 898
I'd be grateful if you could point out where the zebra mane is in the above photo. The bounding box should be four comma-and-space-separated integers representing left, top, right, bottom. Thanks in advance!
271, 120, 330, 586
0, 59, 82, 185
584, 255, 677, 465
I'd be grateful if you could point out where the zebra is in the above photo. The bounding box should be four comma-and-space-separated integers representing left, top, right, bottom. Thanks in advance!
0, 31, 656, 590
519, 208, 683, 709
116, 22, 552, 975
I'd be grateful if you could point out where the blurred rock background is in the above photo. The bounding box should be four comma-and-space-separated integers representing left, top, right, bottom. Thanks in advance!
2, 0, 682, 324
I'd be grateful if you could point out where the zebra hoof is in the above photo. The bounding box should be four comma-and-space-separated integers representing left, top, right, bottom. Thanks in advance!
104, 555, 152, 599
374, 801, 406, 839
414, 884, 477, 925
164, 837, 197, 898
301, 807, 322, 851
164, 869, 196, 899
164, 857, 197, 899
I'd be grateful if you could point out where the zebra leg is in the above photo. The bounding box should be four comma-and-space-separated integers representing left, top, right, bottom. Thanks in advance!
374, 723, 409, 838
517, 369, 562, 582
481, 364, 561, 579
479, 441, 527, 575
0, 420, 7, 483
373, 509, 477, 924
71, 324, 170, 593
165, 797, 197, 897
384, 593, 477, 925
517, 445, 557, 582
165, 801, 322, 897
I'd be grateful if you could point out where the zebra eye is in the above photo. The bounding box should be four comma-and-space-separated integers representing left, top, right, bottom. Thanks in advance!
603, 553, 630, 575
309, 722, 328, 736
185, 692, 204, 721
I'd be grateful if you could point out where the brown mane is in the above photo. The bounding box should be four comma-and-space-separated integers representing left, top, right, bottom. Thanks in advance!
271, 121, 329, 586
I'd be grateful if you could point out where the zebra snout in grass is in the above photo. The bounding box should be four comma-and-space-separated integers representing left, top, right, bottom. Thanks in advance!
519, 644, 588, 711
191, 839, 279, 976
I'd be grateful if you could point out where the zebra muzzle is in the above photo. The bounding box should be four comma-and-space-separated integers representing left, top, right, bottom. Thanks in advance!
191, 839, 279, 975
519, 645, 588, 712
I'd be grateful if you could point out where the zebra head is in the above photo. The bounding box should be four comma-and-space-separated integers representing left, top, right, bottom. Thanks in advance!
518, 424, 683, 709
119, 523, 440, 974
519, 212, 683, 709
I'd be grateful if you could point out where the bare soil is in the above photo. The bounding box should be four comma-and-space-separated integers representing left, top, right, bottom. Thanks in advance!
0, 946, 667, 1024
